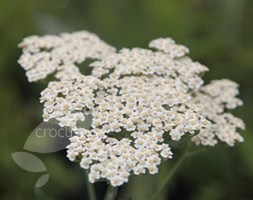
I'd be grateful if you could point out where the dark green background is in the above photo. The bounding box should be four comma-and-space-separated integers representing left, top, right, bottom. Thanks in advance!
0, 0, 253, 199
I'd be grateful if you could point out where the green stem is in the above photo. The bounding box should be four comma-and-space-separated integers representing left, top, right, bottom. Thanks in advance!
150, 151, 188, 200
104, 185, 118, 200
85, 171, 96, 200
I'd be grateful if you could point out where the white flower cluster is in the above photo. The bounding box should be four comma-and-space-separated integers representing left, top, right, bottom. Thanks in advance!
189, 79, 245, 146
19, 31, 245, 186
18, 31, 116, 82
149, 38, 189, 58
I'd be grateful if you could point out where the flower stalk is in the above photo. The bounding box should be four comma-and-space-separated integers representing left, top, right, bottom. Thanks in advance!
104, 185, 118, 200
85, 171, 96, 200
150, 151, 189, 200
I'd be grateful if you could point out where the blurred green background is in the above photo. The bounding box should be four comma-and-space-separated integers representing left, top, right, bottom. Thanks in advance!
0, 0, 253, 199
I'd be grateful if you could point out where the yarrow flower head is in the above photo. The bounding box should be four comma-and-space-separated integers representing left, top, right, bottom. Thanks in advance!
19, 31, 245, 186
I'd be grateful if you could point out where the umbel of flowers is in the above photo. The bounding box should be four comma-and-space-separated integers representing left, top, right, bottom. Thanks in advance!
18, 31, 244, 187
